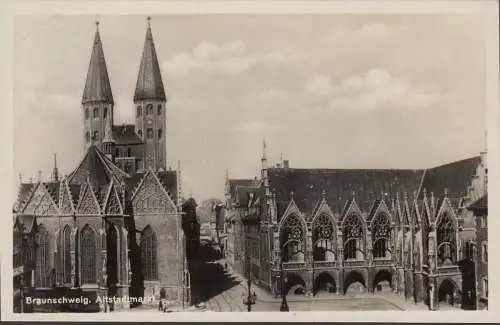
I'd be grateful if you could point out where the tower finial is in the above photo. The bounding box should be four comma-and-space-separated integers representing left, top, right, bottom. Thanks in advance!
51, 153, 59, 182
95, 21, 100, 27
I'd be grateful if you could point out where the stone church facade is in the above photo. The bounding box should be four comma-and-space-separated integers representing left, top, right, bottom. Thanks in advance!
13, 19, 188, 312
225, 143, 487, 310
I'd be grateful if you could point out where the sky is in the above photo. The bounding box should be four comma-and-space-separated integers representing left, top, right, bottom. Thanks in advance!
14, 14, 487, 202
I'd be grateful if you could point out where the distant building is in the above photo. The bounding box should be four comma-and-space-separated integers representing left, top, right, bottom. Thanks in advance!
224, 142, 487, 310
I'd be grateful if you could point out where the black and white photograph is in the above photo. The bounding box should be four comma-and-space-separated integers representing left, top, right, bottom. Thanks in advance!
2, 0, 498, 322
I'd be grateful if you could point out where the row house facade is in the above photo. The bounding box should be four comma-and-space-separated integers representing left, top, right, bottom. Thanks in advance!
224, 145, 487, 310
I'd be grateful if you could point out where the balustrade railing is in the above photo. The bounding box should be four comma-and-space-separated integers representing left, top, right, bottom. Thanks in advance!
313, 261, 337, 268
282, 262, 307, 270
343, 259, 366, 267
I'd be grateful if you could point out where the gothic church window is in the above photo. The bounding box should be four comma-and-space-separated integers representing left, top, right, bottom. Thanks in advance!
157, 105, 162, 115
280, 214, 305, 262
372, 214, 391, 259
158, 129, 163, 140
80, 226, 97, 285
147, 104, 153, 116
312, 214, 335, 262
343, 214, 364, 261
58, 226, 72, 284
137, 106, 142, 117
436, 213, 457, 267
93, 107, 99, 119
141, 226, 158, 281
35, 226, 50, 288
147, 128, 154, 139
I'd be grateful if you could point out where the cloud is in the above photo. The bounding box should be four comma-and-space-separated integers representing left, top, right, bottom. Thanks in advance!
257, 88, 289, 102
305, 69, 439, 111
228, 121, 283, 133
326, 22, 390, 42
162, 41, 301, 75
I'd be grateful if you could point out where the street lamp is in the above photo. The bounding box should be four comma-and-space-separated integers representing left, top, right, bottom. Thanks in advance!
242, 216, 256, 312
280, 246, 289, 312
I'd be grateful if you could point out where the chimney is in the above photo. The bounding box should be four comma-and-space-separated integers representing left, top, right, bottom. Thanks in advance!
283, 160, 290, 169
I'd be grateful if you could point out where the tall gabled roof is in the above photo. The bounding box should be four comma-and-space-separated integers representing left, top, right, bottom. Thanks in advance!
82, 22, 114, 104
134, 18, 166, 102
68, 145, 129, 189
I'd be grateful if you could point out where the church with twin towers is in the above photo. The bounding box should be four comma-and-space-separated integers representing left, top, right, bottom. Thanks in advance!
13, 18, 189, 312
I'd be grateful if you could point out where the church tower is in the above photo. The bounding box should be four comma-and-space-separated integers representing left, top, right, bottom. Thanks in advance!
82, 22, 114, 151
134, 17, 167, 171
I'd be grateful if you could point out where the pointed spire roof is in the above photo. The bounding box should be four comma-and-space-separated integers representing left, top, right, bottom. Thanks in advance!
82, 21, 114, 105
134, 17, 166, 102
51, 153, 59, 182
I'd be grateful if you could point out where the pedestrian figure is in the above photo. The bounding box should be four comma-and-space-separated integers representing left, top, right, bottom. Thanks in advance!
159, 288, 168, 312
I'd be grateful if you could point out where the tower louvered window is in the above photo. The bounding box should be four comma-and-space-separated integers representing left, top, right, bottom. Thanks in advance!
80, 226, 97, 284
436, 213, 456, 266
372, 214, 391, 259
35, 227, 51, 288
343, 214, 364, 260
141, 226, 158, 281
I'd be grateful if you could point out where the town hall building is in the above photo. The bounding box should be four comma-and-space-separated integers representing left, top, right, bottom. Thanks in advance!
13, 18, 188, 312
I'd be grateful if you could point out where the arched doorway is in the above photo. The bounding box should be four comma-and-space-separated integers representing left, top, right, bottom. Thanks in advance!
314, 272, 336, 295
344, 271, 366, 294
284, 273, 306, 296
373, 270, 392, 293
438, 279, 460, 307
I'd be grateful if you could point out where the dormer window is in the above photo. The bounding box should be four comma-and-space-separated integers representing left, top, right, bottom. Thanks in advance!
147, 104, 153, 116
93, 107, 99, 119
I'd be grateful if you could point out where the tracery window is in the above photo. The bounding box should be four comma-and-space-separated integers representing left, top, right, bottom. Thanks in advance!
372, 214, 391, 259
141, 226, 158, 281
436, 213, 457, 267
343, 214, 364, 261
58, 226, 72, 284
312, 215, 335, 261
80, 226, 97, 285
280, 214, 305, 262
35, 226, 50, 288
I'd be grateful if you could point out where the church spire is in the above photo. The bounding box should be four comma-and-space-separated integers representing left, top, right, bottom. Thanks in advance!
51, 153, 59, 182
82, 21, 114, 104
134, 17, 166, 102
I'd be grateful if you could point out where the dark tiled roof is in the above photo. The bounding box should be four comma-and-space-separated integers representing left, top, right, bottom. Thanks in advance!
44, 182, 61, 205
68, 145, 129, 189
228, 179, 254, 200
15, 183, 36, 212
268, 168, 423, 218
112, 125, 143, 145
82, 27, 114, 104
468, 194, 487, 212
419, 156, 481, 204
134, 25, 166, 101
235, 185, 255, 207
157, 170, 178, 203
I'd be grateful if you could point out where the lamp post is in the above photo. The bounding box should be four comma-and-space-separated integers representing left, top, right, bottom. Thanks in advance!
280, 246, 289, 312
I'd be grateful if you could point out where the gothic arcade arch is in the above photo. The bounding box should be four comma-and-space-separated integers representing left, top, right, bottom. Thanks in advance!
279, 214, 306, 262
314, 272, 336, 294
312, 214, 336, 262
342, 214, 366, 261
344, 270, 366, 294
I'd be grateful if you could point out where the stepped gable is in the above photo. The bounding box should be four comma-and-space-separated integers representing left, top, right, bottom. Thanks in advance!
419, 156, 482, 206
112, 124, 143, 145
268, 168, 424, 219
